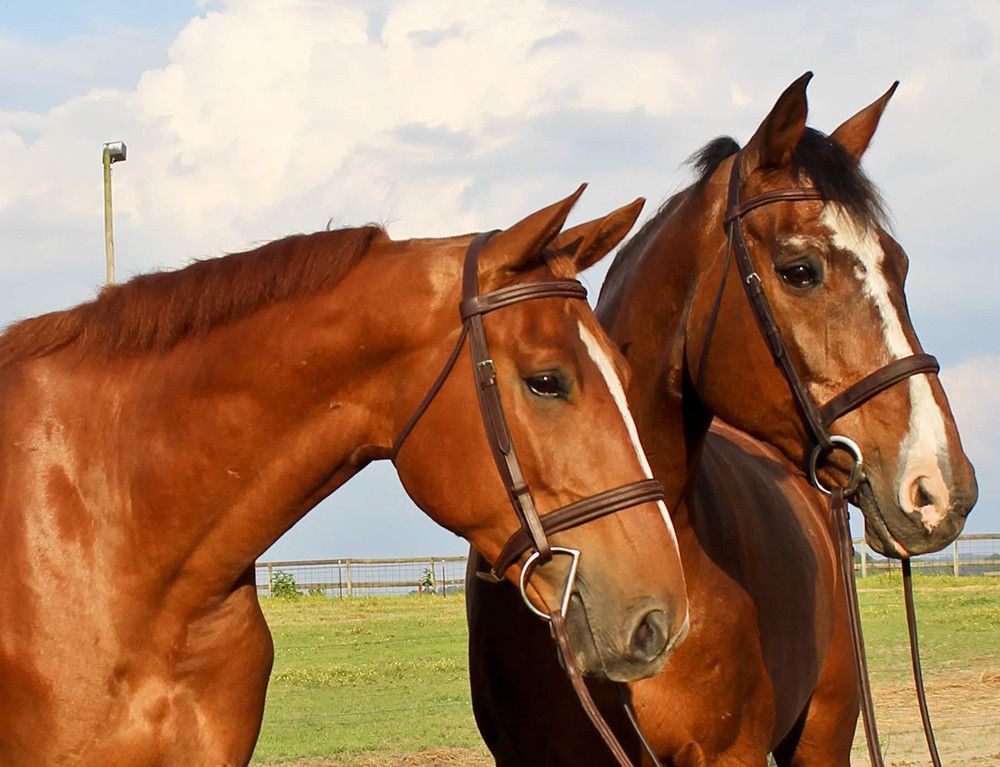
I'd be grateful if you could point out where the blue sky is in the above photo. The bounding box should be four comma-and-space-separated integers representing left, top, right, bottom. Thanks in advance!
1, 0, 997, 559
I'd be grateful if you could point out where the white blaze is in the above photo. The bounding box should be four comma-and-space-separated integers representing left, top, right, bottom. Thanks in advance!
821, 206, 951, 528
577, 322, 679, 546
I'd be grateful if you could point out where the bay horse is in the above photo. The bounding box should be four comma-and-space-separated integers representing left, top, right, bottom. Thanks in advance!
467, 75, 978, 765
0, 188, 690, 765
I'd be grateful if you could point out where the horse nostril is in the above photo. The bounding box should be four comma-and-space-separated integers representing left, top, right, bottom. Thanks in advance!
911, 478, 933, 510
628, 609, 670, 665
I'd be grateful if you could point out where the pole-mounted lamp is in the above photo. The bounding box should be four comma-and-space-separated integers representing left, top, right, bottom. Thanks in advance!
102, 141, 127, 285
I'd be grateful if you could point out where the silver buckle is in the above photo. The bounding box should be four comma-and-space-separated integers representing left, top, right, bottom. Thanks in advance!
518, 547, 581, 622
809, 435, 864, 497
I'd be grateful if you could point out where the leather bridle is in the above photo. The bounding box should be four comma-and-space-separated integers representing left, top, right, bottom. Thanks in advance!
391, 231, 667, 767
696, 154, 944, 767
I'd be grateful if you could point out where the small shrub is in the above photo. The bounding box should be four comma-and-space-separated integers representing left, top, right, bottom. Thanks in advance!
419, 568, 434, 593
271, 569, 302, 599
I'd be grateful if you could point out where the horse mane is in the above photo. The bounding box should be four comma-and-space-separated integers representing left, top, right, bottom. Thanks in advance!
0, 226, 386, 366
603, 128, 889, 291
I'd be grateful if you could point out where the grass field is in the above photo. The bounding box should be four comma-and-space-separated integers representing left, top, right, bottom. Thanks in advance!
251, 573, 999, 766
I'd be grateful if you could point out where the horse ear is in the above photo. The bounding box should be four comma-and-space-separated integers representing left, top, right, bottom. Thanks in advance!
741, 71, 812, 176
480, 184, 586, 276
830, 81, 899, 163
550, 197, 645, 273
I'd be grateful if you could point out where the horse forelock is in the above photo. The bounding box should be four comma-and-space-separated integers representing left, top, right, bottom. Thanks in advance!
0, 226, 386, 367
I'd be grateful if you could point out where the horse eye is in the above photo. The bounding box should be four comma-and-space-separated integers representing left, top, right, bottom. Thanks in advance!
777, 261, 820, 288
524, 374, 567, 399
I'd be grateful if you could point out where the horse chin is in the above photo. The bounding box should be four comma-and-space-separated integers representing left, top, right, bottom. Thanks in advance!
856, 480, 967, 558
856, 481, 911, 558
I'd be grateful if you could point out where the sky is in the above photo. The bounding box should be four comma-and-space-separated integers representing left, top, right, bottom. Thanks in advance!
1, 0, 997, 560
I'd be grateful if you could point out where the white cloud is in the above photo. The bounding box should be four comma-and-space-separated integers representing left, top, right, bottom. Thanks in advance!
0, 0, 998, 551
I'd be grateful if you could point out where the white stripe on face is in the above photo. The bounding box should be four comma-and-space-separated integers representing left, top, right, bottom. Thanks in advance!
821, 206, 951, 528
577, 321, 679, 546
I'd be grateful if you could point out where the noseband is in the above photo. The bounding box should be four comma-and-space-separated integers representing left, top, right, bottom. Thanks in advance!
697, 154, 944, 767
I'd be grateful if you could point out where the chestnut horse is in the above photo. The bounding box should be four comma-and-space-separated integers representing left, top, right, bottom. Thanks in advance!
0, 189, 689, 765
468, 75, 977, 765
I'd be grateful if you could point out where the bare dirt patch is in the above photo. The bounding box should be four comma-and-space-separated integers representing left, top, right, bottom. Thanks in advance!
851, 666, 1000, 766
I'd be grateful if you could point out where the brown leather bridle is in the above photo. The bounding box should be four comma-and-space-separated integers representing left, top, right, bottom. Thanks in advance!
696, 154, 944, 767
391, 231, 667, 767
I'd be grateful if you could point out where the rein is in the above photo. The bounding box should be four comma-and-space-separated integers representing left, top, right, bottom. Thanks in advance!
698, 154, 944, 767
391, 231, 665, 767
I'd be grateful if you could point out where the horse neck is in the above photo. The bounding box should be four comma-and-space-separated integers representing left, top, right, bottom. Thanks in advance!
76, 241, 457, 600
597, 190, 717, 519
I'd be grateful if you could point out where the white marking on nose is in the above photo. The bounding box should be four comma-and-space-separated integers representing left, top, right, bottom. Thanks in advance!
577, 322, 678, 546
821, 206, 951, 528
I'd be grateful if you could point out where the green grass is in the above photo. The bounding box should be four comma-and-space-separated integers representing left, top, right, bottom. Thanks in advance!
252, 594, 479, 763
855, 573, 1000, 683
251, 575, 1000, 765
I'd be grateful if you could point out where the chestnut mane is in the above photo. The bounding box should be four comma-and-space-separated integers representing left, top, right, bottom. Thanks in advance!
0, 226, 385, 366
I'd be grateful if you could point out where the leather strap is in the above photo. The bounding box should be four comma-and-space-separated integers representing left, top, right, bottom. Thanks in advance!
550, 612, 637, 767
725, 158, 833, 450
491, 479, 664, 578
462, 233, 552, 564
390, 324, 470, 462
902, 558, 943, 767
831, 488, 884, 767
723, 187, 823, 224
819, 353, 939, 426
461, 280, 588, 319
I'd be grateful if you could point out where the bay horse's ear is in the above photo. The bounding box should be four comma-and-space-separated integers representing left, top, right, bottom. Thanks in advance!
480, 184, 587, 277
741, 71, 812, 176
550, 197, 646, 273
830, 81, 899, 163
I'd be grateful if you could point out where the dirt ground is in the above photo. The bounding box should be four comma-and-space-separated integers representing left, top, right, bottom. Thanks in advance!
852, 666, 1000, 767
276, 667, 1000, 766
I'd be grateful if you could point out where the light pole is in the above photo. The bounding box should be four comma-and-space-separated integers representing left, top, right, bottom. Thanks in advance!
102, 141, 127, 285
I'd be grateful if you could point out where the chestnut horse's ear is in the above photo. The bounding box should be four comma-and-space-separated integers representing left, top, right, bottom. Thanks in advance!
830, 81, 899, 163
550, 197, 646, 273
479, 184, 587, 278
741, 71, 813, 176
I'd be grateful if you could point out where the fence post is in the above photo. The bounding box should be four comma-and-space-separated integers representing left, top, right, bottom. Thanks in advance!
267, 563, 273, 597
953, 540, 960, 578
337, 561, 344, 598
859, 538, 867, 579
438, 558, 445, 596
345, 559, 353, 597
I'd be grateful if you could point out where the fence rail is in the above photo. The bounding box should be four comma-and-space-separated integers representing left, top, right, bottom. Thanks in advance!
256, 534, 1000, 596
255, 556, 467, 597
852, 533, 1000, 577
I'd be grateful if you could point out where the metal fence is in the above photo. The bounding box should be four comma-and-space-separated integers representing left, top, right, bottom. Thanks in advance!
255, 556, 467, 597
255, 534, 1000, 596
853, 533, 1000, 577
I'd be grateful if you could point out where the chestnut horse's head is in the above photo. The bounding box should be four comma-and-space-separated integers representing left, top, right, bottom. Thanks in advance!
392, 190, 687, 681
690, 74, 977, 557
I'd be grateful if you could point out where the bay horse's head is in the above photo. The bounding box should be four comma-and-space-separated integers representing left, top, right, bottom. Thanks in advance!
690, 74, 977, 557
393, 189, 687, 681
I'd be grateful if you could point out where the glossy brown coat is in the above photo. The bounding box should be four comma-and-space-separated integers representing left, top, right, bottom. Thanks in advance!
468, 76, 977, 765
0, 191, 688, 765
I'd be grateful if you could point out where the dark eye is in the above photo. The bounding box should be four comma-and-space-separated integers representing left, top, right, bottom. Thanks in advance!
777, 261, 821, 288
524, 373, 568, 399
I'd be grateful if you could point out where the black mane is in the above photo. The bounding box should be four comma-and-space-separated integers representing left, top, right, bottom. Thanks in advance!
683, 129, 887, 227
602, 128, 889, 297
